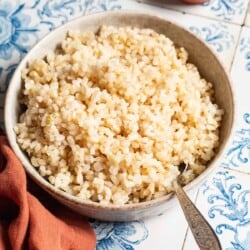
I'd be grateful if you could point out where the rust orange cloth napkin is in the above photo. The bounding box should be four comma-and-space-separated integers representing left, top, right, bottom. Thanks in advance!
0, 135, 96, 250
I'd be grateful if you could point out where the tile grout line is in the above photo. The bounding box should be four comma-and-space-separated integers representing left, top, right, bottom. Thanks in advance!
242, 0, 250, 27
181, 189, 200, 250
222, 165, 250, 176
181, 226, 189, 250
229, 25, 244, 72
178, 11, 243, 27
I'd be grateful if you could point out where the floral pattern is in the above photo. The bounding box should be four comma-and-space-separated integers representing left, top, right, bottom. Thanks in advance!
222, 113, 250, 170
239, 36, 250, 71
35, 0, 89, 29
202, 171, 250, 250
189, 23, 234, 52
203, 0, 245, 21
0, 0, 89, 96
86, 0, 121, 14
0, 1, 39, 61
90, 220, 148, 250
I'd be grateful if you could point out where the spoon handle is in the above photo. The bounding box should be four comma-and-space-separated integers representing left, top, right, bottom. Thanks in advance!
174, 181, 222, 250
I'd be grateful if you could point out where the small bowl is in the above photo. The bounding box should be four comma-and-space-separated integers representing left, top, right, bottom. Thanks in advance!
4, 11, 235, 221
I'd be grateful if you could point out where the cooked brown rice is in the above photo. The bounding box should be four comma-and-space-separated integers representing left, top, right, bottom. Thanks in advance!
15, 26, 223, 205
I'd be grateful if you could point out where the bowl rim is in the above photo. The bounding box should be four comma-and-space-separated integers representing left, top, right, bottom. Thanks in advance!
4, 10, 236, 211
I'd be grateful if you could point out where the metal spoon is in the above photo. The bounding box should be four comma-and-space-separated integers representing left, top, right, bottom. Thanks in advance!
173, 164, 222, 250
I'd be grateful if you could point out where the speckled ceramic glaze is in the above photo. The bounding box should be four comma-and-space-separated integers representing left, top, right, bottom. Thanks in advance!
4, 11, 235, 221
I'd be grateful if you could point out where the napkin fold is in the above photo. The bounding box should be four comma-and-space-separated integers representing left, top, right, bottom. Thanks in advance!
0, 134, 96, 250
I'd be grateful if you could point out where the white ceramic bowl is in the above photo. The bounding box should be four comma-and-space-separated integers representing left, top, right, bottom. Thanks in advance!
4, 11, 235, 221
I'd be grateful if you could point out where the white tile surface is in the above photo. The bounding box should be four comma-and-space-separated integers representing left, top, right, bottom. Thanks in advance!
167, 15, 240, 70
139, 0, 249, 25
140, 190, 197, 250
184, 168, 250, 250
244, 4, 250, 26
220, 27, 250, 173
